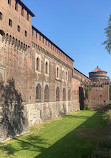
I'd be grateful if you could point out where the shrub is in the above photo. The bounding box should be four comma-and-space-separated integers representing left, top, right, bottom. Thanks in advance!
84, 104, 90, 110
104, 110, 111, 125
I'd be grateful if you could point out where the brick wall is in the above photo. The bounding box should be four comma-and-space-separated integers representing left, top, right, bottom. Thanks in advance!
84, 79, 110, 110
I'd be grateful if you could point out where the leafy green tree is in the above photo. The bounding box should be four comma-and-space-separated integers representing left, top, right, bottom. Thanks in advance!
103, 14, 111, 53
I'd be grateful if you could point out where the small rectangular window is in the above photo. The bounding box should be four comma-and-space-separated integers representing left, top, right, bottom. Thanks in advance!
15, 2, 18, 11
25, 30, 27, 37
9, 19, 12, 27
21, 7, 24, 16
8, 0, 11, 5
27, 13, 29, 21
36, 33, 37, 39
17, 25, 20, 32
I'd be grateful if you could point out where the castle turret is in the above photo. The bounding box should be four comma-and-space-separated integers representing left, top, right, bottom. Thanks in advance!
89, 66, 108, 81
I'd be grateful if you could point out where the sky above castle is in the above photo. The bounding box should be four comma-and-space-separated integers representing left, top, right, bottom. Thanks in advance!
22, 0, 111, 79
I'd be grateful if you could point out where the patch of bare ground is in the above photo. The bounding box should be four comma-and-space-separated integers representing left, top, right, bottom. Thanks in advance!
77, 128, 105, 139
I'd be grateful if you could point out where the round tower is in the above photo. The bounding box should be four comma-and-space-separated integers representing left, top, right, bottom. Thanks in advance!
89, 66, 108, 81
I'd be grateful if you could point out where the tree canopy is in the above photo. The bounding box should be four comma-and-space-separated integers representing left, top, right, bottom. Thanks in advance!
103, 14, 111, 54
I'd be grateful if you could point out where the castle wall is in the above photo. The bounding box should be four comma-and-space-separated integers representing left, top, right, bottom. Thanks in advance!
0, 33, 75, 141
32, 27, 74, 68
84, 80, 110, 110
0, 0, 110, 142
71, 78, 80, 111
72, 68, 90, 111
0, 0, 33, 47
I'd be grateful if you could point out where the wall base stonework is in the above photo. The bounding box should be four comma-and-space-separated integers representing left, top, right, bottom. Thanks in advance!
0, 100, 77, 142
25, 101, 74, 127
0, 102, 29, 142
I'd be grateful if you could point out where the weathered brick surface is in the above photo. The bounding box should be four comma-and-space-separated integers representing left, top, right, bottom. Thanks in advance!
84, 79, 110, 110
0, 0, 110, 142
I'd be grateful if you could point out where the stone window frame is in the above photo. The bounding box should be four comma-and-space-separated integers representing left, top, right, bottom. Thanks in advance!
35, 54, 41, 73
0, 12, 3, 20
56, 86, 60, 101
44, 59, 49, 76
44, 84, 49, 102
36, 58, 39, 71
36, 83, 42, 102
9, 19, 12, 27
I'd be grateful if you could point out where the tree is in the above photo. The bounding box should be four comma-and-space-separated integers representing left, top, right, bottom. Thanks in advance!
103, 14, 111, 53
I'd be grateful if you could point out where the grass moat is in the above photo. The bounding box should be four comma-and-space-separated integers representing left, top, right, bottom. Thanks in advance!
0, 110, 107, 158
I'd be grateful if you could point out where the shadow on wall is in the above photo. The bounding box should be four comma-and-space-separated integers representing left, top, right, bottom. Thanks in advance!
0, 79, 28, 140
79, 87, 84, 110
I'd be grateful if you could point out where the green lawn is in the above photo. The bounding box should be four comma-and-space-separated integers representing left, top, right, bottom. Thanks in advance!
0, 110, 106, 158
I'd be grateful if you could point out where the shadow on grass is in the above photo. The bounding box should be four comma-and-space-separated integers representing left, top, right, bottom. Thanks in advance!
0, 111, 106, 158
35, 111, 106, 158
0, 135, 50, 156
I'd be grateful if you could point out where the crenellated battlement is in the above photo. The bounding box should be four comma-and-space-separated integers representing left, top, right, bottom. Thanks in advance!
0, 34, 29, 52
84, 78, 110, 88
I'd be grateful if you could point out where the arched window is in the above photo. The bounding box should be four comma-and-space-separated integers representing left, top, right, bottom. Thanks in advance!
0, 12, 3, 20
45, 62, 48, 74
56, 87, 60, 101
68, 89, 71, 100
63, 88, 66, 101
36, 57, 39, 71
0, 30, 5, 36
36, 84, 41, 101
44, 85, 49, 102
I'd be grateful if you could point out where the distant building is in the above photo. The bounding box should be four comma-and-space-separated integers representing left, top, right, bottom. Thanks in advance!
89, 66, 108, 81
84, 66, 110, 110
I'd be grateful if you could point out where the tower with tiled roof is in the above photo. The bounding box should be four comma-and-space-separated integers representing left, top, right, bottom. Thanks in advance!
89, 66, 108, 81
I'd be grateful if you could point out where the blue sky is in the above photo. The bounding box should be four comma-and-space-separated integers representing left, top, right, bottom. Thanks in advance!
22, 0, 111, 78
